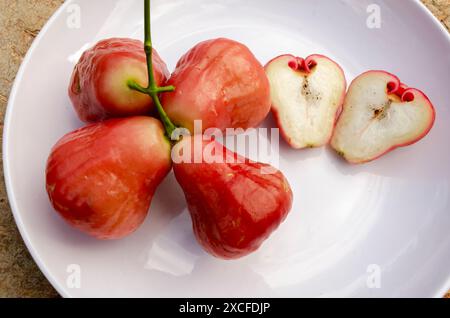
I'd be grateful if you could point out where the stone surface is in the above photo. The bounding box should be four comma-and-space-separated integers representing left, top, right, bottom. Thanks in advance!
423, 0, 450, 30
0, 0, 448, 298
0, 0, 64, 298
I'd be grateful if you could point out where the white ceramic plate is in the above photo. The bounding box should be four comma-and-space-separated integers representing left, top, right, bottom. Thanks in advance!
4, 0, 450, 298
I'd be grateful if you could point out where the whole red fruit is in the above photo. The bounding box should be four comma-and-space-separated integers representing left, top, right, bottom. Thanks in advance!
173, 136, 293, 259
161, 38, 271, 133
46, 117, 172, 239
69, 38, 169, 122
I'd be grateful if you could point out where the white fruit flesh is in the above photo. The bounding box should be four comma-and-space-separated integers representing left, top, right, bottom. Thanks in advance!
266, 55, 346, 148
331, 71, 434, 163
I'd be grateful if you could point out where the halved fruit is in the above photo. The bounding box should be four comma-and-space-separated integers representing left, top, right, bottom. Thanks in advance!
265, 54, 346, 149
331, 71, 435, 163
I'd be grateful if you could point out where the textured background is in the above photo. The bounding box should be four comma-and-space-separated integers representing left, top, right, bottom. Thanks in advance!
0, 0, 449, 298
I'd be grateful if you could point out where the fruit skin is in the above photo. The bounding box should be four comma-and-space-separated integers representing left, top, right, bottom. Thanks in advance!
161, 38, 271, 133
265, 54, 346, 149
69, 38, 170, 122
172, 136, 293, 259
46, 117, 172, 239
331, 70, 436, 164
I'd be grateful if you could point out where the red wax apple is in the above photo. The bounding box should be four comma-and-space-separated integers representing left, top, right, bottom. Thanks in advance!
69, 38, 169, 122
331, 71, 435, 163
46, 117, 172, 239
172, 136, 293, 259
161, 38, 271, 133
265, 54, 346, 148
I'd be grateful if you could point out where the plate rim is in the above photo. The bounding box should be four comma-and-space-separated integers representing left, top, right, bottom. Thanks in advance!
3, 0, 450, 298
3, 0, 73, 298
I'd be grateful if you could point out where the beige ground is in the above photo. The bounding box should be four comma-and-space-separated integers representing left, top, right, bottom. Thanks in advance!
0, 0, 448, 298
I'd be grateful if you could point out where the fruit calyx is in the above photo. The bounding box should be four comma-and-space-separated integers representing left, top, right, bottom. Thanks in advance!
386, 80, 415, 103
128, 0, 178, 139
288, 56, 317, 73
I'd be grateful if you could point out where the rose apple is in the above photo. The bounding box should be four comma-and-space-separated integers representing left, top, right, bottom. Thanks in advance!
172, 136, 293, 259
161, 38, 271, 133
69, 38, 169, 122
265, 54, 346, 148
331, 71, 435, 163
46, 117, 172, 239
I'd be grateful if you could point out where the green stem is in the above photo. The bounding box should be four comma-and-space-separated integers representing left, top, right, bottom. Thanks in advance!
144, 0, 156, 91
127, 80, 148, 94
128, 0, 177, 139
156, 85, 176, 93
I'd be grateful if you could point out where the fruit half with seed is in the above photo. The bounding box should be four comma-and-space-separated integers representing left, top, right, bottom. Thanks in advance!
265, 54, 346, 149
331, 70, 435, 163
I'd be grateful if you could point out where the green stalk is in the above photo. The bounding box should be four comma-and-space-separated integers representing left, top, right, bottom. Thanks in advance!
128, 0, 177, 139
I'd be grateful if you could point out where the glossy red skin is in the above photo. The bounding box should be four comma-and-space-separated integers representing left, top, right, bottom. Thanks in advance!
46, 117, 172, 239
265, 54, 347, 148
173, 137, 293, 259
69, 38, 169, 122
331, 70, 436, 164
161, 38, 271, 133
